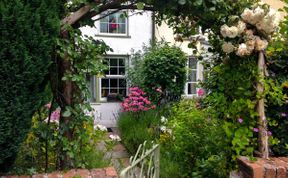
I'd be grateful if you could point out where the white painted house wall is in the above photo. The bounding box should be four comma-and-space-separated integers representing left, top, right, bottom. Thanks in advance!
81, 11, 153, 55
80, 10, 153, 127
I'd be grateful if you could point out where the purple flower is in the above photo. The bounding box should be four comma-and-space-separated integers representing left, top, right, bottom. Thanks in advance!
238, 118, 243, 124
267, 131, 272, 136
281, 113, 287, 117
253, 128, 259, 133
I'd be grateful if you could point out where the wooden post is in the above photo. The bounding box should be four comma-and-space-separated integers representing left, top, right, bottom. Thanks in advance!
257, 51, 269, 159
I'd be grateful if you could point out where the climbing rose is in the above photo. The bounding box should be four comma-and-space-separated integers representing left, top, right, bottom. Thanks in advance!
238, 118, 243, 123
222, 42, 235, 54
236, 43, 251, 56
197, 88, 204, 97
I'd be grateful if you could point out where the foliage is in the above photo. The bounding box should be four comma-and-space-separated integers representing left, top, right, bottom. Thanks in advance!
117, 109, 161, 154
0, 0, 61, 172
50, 27, 111, 169
127, 42, 187, 104
121, 87, 155, 113
265, 1, 288, 156
10, 103, 109, 175
119, 99, 229, 178
160, 99, 229, 178
199, 1, 286, 162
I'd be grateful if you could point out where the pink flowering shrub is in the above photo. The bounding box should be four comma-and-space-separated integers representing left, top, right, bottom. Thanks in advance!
122, 87, 155, 112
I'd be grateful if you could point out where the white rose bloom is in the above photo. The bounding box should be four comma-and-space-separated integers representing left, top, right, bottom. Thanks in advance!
255, 37, 268, 51
227, 26, 239, 38
220, 24, 229, 37
241, 8, 254, 24
222, 42, 235, 54
244, 29, 255, 40
246, 40, 255, 52
256, 8, 280, 35
237, 21, 246, 34
251, 6, 265, 24
236, 43, 251, 57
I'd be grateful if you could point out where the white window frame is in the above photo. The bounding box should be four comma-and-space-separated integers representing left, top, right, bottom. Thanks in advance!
98, 10, 128, 36
99, 56, 128, 101
185, 57, 203, 97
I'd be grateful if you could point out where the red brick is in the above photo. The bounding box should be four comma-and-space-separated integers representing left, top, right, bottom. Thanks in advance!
238, 157, 264, 178
32, 174, 47, 178
105, 167, 117, 177
63, 169, 76, 178
276, 166, 286, 178
18, 176, 30, 178
264, 163, 276, 178
47, 171, 62, 178
90, 169, 105, 178
75, 169, 90, 178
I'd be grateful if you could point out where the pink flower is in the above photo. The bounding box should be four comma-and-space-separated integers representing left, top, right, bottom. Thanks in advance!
51, 108, 61, 122
238, 118, 243, 123
45, 103, 51, 109
197, 89, 204, 97
156, 87, 162, 93
281, 113, 287, 117
253, 128, 259, 133
267, 131, 272, 136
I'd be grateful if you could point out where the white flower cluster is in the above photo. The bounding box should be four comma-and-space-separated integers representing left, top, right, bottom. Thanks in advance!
109, 134, 121, 141
94, 124, 107, 132
220, 4, 279, 57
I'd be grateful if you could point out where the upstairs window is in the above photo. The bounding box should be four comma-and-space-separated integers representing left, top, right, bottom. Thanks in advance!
100, 11, 127, 35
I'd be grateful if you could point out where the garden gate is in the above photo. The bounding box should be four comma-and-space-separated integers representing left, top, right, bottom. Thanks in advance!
120, 141, 160, 178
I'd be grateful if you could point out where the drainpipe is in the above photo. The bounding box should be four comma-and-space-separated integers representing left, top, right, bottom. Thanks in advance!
151, 11, 155, 45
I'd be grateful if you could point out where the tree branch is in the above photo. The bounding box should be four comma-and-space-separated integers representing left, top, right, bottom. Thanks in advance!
60, 0, 154, 31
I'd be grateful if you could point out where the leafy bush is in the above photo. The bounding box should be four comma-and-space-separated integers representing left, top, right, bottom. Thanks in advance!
117, 109, 161, 154
9, 104, 109, 175
160, 99, 229, 178
0, 0, 61, 172
118, 99, 229, 178
127, 42, 187, 104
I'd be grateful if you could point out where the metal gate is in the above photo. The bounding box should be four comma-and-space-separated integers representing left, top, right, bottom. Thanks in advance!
120, 141, 160, 178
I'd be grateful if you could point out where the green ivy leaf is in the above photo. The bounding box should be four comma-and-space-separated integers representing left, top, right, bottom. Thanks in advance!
136, 2, 145, 10
178, 0, 186, 5
62, 110, 71, 117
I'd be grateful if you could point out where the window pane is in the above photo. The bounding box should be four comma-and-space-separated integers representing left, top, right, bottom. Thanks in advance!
110, 67, 117, 75
119, 79, 126, 87
119, 89, 127, 97
188, 71, 197, 82
119, 67, 125, 75
102, 89, 109, 97
110, 79, 118, 88
110, 89, 117, 94
100, 16, 109, 23
188, 83, 197, 95
117, 14, 126, 23
118, 24, 126, 34
100, 23, 108, 33
189, 58, 197, 69
110, 58, 118, 66
119, 58, 125, 66
101, 79, 109, 88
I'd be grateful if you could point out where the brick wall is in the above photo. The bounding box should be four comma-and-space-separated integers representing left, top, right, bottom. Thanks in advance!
1, 167, 118, 178
238, 156, 288, 178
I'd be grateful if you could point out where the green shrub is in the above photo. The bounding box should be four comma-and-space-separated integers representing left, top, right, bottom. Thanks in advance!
127, 42, 187, 104
161, 99, 229, 178
0, 0, 61, 172
117, 109, 161, 154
